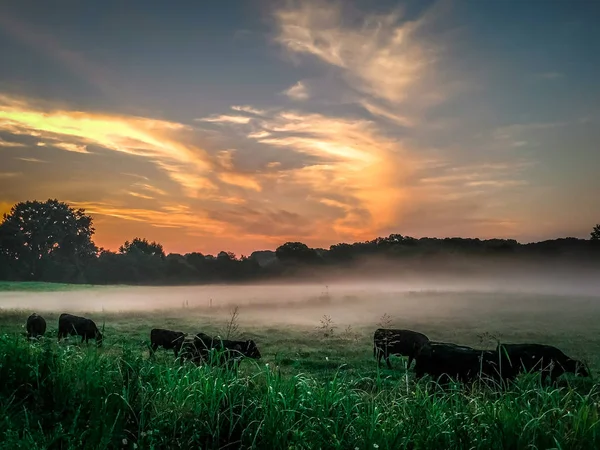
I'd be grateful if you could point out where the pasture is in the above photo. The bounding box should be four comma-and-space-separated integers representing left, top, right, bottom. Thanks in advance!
1, 282, 600, 449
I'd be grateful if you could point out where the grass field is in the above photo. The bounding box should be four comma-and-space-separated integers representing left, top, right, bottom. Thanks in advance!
1, 283, 600, 449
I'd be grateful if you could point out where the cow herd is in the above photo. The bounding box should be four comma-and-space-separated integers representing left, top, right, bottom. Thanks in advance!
24, 313, 592, 386
374, 328, 591, 385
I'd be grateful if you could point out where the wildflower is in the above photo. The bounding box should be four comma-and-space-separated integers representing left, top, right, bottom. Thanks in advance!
374, 445, 379, 449
326, 356, 329, 361
133, 445, 138, 449
122, 438, 128, 445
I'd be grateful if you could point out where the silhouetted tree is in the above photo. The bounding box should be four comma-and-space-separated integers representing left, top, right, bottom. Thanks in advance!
275, 241, 321, 264
0, 199, 97, 280
119, 237, 165, 258
591, 224, 600, 241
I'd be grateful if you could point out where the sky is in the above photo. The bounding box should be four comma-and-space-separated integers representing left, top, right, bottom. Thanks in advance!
0, 0, 599, 256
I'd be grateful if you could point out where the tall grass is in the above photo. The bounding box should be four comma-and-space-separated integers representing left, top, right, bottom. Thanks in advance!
0, 335, 599, 449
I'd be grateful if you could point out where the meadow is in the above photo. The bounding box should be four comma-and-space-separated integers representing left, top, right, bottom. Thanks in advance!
1, 281, 600, 449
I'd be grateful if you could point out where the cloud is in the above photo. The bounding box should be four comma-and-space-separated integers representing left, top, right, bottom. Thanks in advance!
0, 137, 25, 147
0, 93, 266, 199
359, 99, 413, 127
231, 105, 266, 115
70, 201, 230, 236
0, 172, 22, 178
244, 109, 417, 238
127, 191, 154, 200
274, 1, 432, 106
196, 115, 252, 124
283, 81, 309, 100
53, 142, 89, 154
14, 157, 47, 163
132, 182, 168, 196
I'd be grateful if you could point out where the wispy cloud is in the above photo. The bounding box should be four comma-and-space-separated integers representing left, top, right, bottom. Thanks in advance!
283, 81, 309, 100
196, 115, 252, 124
0, 137, 25, 147
231, 105, 265, 115
0, 93, 265, 199
0, 172, 22, 178
53, 142, 89, 154
14, 157, 47, 163
274, 1, 432, 106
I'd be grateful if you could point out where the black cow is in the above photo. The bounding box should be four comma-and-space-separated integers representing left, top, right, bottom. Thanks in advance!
496, 343, 590, 384
58, 313, 103, 347
373, 328, 430, 369
182, 333, 261, 368
26, 313, 46, 339
149, 328, 186, 358
414, 342, 501, 385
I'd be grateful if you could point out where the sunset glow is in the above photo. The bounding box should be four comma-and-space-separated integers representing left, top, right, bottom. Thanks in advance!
1, 0, 598, 255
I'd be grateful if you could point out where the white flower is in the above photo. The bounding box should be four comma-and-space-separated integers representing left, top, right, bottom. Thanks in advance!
373, 445, 379, 449
122, 438, 128, 445
133, 445, 138, 449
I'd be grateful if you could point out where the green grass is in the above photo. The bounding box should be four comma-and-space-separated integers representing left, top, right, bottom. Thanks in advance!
1, 303, 600, 449
0, 281, 102, 292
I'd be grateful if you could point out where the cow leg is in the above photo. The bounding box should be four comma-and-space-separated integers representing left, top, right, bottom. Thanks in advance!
385, 349, 393, 369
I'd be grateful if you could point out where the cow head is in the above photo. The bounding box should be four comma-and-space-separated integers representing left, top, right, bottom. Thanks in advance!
244, 340, 261, 359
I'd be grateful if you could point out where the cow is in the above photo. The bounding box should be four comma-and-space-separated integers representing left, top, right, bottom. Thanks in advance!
373, 328, 430, 370
57, 313, 103, 347
181, 333, 262, 369
149, 328, 186, 358
496, 343, 590, 385
414, 342, 502, 385
26, 313, 46, 339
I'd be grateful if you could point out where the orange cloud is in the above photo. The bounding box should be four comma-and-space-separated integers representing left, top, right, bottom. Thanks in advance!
0, 94, 268, 199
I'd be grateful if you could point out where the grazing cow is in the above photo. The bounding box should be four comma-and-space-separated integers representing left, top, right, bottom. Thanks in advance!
149, 328, 186, 358
373, 328, 430, 369
181, 333, 261, 368
414, 342, 501, 385
58, 313, 103, 347
496, 343, 590, 384
26, 313, 46, 339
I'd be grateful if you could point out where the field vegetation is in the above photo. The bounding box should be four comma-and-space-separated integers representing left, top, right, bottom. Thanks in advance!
1, 286, 600, 449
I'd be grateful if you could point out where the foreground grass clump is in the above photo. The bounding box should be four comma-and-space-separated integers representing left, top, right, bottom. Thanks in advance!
1, 336, 599, 449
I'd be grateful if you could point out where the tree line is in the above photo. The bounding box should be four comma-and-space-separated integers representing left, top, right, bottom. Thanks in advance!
0, 199, 598, 285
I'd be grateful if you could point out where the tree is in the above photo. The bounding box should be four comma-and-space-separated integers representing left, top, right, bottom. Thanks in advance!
0, 199, 97, 280
119, 237, 165, 258
591, 224, 600, 241
275, 242, 321, 264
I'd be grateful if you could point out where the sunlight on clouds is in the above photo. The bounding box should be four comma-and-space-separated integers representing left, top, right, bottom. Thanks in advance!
247, 110, 416, 238
0, 137, 24, 147
70, 201, 230, 236
0, 94, 267, 199
283, 81, 309, 100
197, 115, 252, 124
274, 1, 429, 105
0, 95, 213, 192
53, 142, 89, 153
15, 157, 47, 163
218, 172, 262, 192
231, 105, 266, 115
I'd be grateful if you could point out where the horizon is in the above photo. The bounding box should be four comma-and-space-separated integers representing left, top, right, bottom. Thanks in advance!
1, 0, 599, 255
